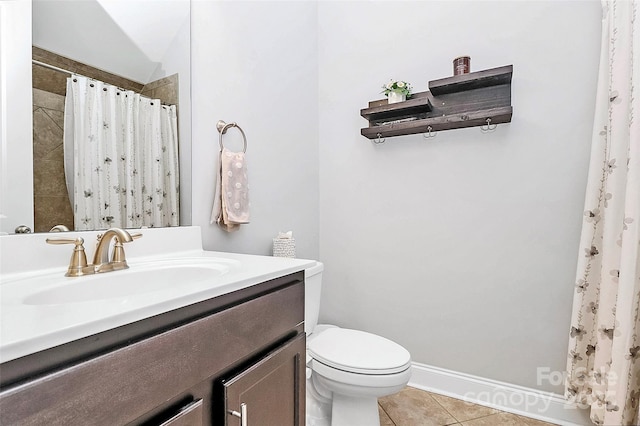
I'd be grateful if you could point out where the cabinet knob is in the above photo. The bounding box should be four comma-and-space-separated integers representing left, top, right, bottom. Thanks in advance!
228, 402, 247, 426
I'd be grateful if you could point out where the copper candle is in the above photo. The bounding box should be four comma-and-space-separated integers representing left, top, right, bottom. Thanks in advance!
453, 56, 470, 75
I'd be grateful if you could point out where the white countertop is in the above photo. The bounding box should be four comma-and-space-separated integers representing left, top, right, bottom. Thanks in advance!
0, 227, 315, 363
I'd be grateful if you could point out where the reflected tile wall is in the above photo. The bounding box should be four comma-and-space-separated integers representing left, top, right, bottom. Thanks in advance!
140, 74, 179, 106
33, 46, 145, 93
32, 88, 73, 232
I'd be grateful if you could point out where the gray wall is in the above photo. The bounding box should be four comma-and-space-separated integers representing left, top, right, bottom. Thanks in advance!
191, 1, 319, 260
317, 0, 601, 393
190, 0, 602, 394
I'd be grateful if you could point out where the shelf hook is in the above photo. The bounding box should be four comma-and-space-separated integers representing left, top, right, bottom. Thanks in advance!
423, 126, 437, 139
374, 133, 386, 144
481, 118, 498, 133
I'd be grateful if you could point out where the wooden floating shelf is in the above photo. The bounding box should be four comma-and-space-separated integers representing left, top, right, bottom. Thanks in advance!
361, 65, 513, 140
429, 65, 513, 96
361, 106, 512, 139
361, 92, 433, 123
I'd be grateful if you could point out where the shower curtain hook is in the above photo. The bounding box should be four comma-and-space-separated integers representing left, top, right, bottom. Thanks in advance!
423, 126, 437, 139
374, 133, 385, 144
481, 118, 498, 132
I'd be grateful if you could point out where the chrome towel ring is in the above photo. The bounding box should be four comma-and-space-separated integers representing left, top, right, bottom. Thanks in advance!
216, 120, 247, 153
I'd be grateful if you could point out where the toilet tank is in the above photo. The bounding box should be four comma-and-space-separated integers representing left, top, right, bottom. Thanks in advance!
304, 261, 324, 335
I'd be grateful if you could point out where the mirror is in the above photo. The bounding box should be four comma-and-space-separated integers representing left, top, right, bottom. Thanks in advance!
29, 0, 191, 233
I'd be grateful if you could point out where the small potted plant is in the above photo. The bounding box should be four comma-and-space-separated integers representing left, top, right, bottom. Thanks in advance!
382, 79, 412, 104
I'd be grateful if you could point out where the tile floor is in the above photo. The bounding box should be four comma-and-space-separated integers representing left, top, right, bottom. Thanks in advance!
378, 387, 558, 426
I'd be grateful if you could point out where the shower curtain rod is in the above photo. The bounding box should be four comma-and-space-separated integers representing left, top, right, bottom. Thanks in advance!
31, 59, 174, 107
32, 59, 73, 75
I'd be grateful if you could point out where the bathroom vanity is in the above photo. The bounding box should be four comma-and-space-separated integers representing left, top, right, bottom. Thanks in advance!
0, 227, 313, 425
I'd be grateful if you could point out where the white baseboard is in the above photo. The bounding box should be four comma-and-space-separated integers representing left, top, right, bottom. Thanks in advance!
408, 362, 592, 426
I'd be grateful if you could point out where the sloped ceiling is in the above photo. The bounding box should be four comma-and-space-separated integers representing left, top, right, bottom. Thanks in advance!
32, 0, 189, 84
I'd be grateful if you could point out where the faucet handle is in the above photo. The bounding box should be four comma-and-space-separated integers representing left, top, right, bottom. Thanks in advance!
96, 230, 141, 242
110, 231, 142, 268
46, 237, 81, 245
46, 237, 93, 277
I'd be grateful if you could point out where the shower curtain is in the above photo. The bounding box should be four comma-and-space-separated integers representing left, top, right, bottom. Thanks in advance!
565, 1, 639, 425
63, 75, 179, 230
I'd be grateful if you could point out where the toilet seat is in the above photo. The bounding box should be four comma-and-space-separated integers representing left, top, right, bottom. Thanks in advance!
310, 357, 413, 392
308, 328, 411, 375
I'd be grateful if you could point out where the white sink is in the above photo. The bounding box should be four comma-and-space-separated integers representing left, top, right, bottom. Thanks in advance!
4, 257, 238, 306
0, 226, 317, 365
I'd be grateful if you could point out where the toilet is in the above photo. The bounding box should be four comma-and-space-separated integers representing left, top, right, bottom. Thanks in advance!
305, 262, 412, 426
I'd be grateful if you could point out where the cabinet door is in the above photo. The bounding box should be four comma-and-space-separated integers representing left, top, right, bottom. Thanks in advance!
223, 333, 305, 426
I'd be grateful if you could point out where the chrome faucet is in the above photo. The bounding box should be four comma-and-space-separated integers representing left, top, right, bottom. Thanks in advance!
46, 228, 142, 277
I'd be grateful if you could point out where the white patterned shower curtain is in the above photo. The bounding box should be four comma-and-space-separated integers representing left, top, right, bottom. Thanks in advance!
63, 75, 179, 230
565, 1, 639, 425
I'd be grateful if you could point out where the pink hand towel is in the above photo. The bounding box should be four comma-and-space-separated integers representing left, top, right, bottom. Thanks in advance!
211, 148, 250, 231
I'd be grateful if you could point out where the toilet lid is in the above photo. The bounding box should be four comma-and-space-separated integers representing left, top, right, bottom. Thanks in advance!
308, 328, 411, 375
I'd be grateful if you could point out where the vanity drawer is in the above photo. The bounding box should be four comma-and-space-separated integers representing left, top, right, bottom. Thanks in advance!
0, 281, 304, 426
159, 399, 204, 426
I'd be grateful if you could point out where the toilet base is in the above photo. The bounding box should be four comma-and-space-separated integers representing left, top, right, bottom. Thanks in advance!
306, 374, 332, 426
331, 394, 380, 426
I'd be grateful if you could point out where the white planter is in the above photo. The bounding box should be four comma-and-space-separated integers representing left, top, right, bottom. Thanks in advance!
387, 91, 406, 104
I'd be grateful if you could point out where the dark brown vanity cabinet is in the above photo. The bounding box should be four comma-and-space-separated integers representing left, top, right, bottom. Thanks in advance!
0, 272, 306, 426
